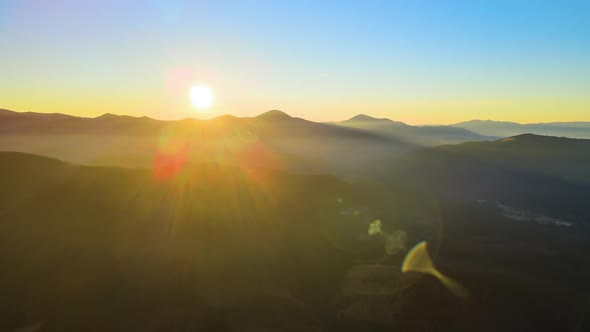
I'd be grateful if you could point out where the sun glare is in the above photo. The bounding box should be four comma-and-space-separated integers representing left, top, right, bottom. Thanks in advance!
190, 85, 214, 109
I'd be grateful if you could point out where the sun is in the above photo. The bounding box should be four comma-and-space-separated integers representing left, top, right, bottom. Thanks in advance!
190, 85, 214, 109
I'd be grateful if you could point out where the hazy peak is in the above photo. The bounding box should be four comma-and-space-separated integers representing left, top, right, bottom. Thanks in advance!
348, 114, 392, 122
501, 133, 540, 141
212, 114, 238, 121
499, 133, 588, 144
95, 113, 136, 120
96, 113, 120, 119
457, 119, 520, 125
256, 110, 292, 120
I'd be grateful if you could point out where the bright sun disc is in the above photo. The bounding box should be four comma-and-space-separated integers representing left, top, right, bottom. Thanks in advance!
190, 85, 213, 109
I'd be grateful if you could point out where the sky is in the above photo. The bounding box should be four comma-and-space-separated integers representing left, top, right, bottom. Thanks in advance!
1, 0, 589, 124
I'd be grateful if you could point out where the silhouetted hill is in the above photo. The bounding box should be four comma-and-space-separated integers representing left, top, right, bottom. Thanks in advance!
454, 119, 590, 139
335, 114, 496, 146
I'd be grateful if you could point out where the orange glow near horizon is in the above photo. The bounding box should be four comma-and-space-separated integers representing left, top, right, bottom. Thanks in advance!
152, 119, 286, 183
2, 1, 589, 125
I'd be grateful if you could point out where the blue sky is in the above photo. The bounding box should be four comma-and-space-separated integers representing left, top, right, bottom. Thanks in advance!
1, 0, 589, 123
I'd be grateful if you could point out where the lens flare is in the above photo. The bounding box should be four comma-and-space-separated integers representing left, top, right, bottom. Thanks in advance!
368, 219, 407, 255
153, 140, 189, 181
402, 241, 470, 301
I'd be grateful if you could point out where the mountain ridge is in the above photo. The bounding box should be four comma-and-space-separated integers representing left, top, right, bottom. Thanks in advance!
345, 114, 396, 123
454, 119, 590, 138
0, 108, 411, 174
335, 114, 495, 146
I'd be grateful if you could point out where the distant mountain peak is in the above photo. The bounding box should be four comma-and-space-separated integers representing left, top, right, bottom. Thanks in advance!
499, 133, 586, 144
256, 110, 292, 120
457, 119, 520, 125
503, 133, 568, 141
212, 114, 238, 121
95, 113, 136, 120
500, 133, 535, 141
348, 114, 392, 122
96, 113, 120, 119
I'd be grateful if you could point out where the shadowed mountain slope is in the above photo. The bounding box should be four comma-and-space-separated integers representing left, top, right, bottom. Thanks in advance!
2, 152, 590, 331
0, 151, 368, 330
388, 134, 590, 220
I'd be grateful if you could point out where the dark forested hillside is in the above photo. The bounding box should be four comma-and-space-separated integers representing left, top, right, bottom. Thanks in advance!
387, 134, 590, 220
2, 151, 590, 331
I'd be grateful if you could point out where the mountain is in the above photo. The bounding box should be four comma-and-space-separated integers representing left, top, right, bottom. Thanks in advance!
0, 109, 413, 175
0, 151, 379, 330
347, 114, 398, 123
255, 109, 293, 120
454, 119, 590, 139
388, 134, 590, 220
3, 151, 590, 331
5, 111, 590, 331
334, 114, 497, 146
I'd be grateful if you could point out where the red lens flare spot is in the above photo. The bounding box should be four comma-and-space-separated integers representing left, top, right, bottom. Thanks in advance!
153, 143, 189, 181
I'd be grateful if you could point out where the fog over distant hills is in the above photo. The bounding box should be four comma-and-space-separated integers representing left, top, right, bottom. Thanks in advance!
0, 109, 410, 175
454, 119, 590, 139
333, 114, 497, 146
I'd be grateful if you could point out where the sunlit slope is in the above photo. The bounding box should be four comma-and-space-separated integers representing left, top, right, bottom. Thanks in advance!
0, 109, 411, 174
334, 114, 496, 146
388, 134, 590, 220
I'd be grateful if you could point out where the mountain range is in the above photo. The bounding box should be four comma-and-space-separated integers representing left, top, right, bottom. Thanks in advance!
332, 114, 498, 145
387, 134, 590, 220
0, 109, 407, 175
3, 108, 590, 331
3, 108, 590, 178
454, 119, 590, 139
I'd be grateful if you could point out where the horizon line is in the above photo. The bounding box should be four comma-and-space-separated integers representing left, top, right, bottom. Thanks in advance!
2, 107, 590, 127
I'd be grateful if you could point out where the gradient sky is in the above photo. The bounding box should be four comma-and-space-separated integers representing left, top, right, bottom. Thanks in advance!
1, 0, 589, 124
